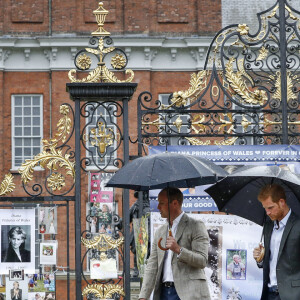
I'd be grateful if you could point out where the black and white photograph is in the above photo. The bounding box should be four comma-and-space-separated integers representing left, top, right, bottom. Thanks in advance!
5, 276, 28, 300
0, 209, 35, 275
9, 270, 24, 281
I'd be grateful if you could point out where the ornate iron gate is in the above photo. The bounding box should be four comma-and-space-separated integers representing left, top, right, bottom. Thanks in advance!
138, 0, 300, 150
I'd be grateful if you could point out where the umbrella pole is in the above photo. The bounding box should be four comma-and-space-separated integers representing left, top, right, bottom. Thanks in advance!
158, 186, 173, 251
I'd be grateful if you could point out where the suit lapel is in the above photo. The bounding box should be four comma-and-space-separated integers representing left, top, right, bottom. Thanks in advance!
158, 224, 169, 265
278, 212, 296, 259
175, 214, 188, 243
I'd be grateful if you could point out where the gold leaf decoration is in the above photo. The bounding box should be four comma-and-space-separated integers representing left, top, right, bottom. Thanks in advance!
225, 58, 267, 105
272, 71, 298, 102
69, 66, 134, 83
256, 46, 268, 61
0, 174, 15, 196
186, 138, 211, 145
47, 173, 66, 191
217, 113, 234, 134
19, 105, 75, 185
111, 54, 126, 69
170, 70, 208, 107
81, 233, 124, 251
237, 24, 249, 36
214, 137, 238, 146
237, 59, 254, 85
82, 284, 125, 299
76, 54, 92, 70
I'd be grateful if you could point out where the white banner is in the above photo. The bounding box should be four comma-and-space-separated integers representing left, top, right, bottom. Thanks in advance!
151, 212, 263, 300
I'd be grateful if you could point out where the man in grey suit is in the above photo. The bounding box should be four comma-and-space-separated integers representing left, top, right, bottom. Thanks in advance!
253, 184, 300, 300
139, 187, 211, 300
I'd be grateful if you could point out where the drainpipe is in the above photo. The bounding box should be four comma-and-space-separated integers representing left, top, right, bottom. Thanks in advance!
49, 0, 52, 36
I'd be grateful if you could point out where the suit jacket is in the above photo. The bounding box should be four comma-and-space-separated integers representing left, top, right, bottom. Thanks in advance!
139, 213, 211, 300
1, 245, 30, 263
11, 289, 22, 300
260, 211, 300, 300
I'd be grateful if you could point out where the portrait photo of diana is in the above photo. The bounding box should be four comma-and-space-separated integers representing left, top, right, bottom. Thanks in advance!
1, 226, 31, 263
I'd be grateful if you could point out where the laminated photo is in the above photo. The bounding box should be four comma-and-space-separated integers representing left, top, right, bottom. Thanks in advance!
0, 209, 35, 274
5, 276, 28, 300
38, 207, 57, 235
40, 242, 57, 265
90, 258, 117, 280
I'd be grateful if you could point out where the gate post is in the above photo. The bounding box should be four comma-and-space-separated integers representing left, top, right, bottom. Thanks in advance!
66, 2, 137, 299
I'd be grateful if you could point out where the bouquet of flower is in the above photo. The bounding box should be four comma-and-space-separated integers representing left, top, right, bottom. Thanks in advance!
133, 214, 149, 277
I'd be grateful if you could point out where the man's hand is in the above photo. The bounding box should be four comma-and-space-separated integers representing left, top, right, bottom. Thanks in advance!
166, 236, 181, 254
139, 298, 146, 300
253, 243, 264, 262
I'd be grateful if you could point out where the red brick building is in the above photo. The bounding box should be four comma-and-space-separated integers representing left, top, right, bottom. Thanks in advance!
0, 0, 274, 298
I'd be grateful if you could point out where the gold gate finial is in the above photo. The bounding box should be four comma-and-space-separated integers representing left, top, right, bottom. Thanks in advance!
68, 2, 134, 83
92, 2, 111, 37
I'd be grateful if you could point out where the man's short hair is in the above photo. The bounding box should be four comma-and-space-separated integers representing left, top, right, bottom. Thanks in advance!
258, 184, 286, 203
159, 187, 183, 205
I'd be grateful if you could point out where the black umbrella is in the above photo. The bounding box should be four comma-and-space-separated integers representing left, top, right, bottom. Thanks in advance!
106, 152, 228, 250
106, 152, 228, 191
205, 165, 300, 226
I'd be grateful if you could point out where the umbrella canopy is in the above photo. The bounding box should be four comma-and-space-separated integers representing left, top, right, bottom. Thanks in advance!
106, 152, 228, 191
205, 165, 300, 225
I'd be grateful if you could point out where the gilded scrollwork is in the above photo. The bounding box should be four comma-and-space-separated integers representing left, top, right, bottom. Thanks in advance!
19, 105, 75, 185
81, 233, 124, 251
169, 70, 208, 108
68, 2, 134, 83
0, 174, 15, 196
225, 58, 267, 105
271, 71, 299, 102
82, 283, 125, 299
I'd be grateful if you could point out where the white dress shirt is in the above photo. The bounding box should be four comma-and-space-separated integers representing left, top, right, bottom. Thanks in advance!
162, 211, 184, 283
268, 209, 291, 287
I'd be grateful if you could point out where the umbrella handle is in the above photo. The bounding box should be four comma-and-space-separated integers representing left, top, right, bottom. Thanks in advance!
255, 242, 265, 263
158, 229, 172, 251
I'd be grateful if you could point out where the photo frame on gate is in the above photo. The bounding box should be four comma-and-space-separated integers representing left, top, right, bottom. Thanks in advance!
0, 209, 36, 275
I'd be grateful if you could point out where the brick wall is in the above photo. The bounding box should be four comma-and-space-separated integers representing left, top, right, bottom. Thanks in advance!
0, 0, 222, 36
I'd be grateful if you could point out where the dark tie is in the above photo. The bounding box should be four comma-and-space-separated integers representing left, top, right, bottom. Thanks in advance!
275, 220, 279, 230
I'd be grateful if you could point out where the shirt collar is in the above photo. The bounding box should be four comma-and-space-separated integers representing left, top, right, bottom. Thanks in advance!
172, 211, 184, 227
274, 209, 291, 228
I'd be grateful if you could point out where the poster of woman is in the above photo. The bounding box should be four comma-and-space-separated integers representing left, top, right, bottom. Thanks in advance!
5, 277, 28, 300
0, 209, 35, 274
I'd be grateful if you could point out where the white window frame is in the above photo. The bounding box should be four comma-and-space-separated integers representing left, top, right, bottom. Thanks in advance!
11, 94, 43, 170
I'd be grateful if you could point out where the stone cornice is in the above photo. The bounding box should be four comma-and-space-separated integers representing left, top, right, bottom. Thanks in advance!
0, 36, 213, 71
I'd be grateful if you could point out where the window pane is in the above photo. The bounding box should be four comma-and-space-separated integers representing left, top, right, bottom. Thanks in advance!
15, 127, 22, 136
24, 148, 31, 156
32, 127, 40, 136
24, 96, 31, 106
24, 117, 31, 125
32, 96, 40, 106
24, 107, 31, 115
15, 117, 22, 126
33, 107, 40, 115
24, 127, 31, 135
15, 138, 22, 146
15, 159, 23, 165
33, 138, 40, 146
14, 96, 22, 106
24, 138, 31, 146
33, 117, 40, 125
33, 147, 40, 155
15, 148, 22, 156
15, 107, 22, 115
